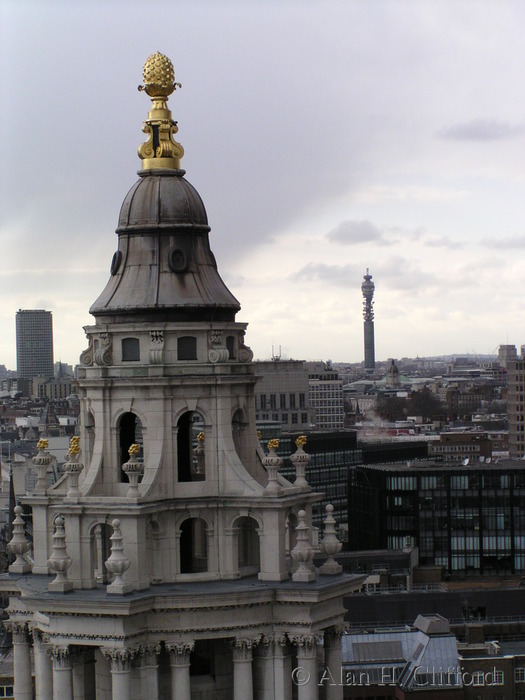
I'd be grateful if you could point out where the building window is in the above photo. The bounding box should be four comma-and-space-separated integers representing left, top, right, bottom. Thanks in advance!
301, 412, 308, 424
260, 395, 267, 410
291, 413, 298, 424
178, 336, 197, 360
280, 394, 286, 409
515, 668, 525, 683
290, 394, 296, 408
122, 337, 140, 362
226, 335, 236, 359
270, 394, 276, 409
299, 393, 305, 408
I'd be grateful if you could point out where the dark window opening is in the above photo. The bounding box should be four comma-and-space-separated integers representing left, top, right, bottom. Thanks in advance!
122, 337, 140, 362
226, 335, 236, 359
180, 518, 208, 573
119, 412, 143, 470
177, 412, 205, 482
178, 336, 197, 361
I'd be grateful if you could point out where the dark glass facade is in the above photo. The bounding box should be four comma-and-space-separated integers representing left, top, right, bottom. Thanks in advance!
349, 463, 525, 575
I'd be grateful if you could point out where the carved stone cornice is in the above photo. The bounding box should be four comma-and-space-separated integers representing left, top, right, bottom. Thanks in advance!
166, 640, 194, 666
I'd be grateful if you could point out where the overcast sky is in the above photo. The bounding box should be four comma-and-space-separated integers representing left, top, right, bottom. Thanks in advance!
1, 0, 524, 370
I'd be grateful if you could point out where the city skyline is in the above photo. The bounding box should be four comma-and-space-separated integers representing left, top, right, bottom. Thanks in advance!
2, 0, 524, 369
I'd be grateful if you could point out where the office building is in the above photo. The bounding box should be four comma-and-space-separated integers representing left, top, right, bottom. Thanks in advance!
349, 460, 525, 576
15, 309, 54, 380
307, 361, 345, 430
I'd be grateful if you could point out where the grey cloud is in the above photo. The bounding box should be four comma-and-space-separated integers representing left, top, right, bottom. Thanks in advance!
439, 119, 524, 141
424, 235, 463, 250
289, 263, 359, 287
326, 220, 393, 246
480, 236, 525, 249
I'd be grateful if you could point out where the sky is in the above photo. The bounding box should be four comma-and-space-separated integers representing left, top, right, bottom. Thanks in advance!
1, 0, 524, 369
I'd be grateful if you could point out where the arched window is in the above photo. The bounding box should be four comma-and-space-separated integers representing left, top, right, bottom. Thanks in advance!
178, 336, 197, 361
122, 337, 140, 362
180, 518, 208, 573
177, 412, 205, 482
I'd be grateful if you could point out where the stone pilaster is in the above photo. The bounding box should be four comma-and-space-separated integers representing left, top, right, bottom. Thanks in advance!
167, 641, 194, 700
138, 644, 161, 700
10, 621, 33, 700
231, 636, 259, 700
50, 645, 74, 700
32, 629, 53, 700
323, 626, 344, 700
290, 634, 320, 700
255, 635, 291, 700
102, 647, 137, 700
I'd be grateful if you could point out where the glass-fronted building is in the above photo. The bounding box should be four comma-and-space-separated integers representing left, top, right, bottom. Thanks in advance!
349, 460, 525, 575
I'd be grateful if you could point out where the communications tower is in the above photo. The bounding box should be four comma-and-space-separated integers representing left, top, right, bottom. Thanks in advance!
361, 269, 375, 371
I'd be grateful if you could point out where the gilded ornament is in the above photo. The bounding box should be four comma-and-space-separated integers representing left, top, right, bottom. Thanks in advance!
267, 438, 280, 450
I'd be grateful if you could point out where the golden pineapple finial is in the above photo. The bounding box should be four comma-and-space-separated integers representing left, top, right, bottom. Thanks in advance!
137, 52, 184, 170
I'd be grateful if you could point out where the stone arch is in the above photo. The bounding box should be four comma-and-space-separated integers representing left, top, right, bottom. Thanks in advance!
232, 514, 261, 573
176, 410, 205, 482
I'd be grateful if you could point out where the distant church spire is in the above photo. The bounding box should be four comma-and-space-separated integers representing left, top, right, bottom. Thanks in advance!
361, 268, 375, 371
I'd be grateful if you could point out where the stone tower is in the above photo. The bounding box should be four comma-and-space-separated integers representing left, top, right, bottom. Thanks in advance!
361, 269, 375, 371
2, 53, 363, 700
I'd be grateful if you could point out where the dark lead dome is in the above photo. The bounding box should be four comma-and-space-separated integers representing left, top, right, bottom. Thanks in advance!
117, 169, 209, 232
90, 169, 240, 323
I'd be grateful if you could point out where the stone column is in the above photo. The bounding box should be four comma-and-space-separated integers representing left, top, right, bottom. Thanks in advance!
138, 644, 161, 700
167, 641, 194, 700
324, 627, 344, 700
231, 637, 259, 700
11, 622, 33, 700
51, 645, 74, 700
33, 630, 53, 700
291, 635, 319, 700
102, 648, 136, 700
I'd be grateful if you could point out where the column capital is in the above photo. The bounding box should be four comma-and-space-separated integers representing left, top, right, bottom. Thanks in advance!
230, 635, 261, 662
31, 628, 50, 648
6, 620, 29, 643
101, 646, 138, 672
324, 624, 346, 648
289, 633, 320, 658
259, 634, 288, 657
50, 645, 72, 670
138, 642, 162, 667
166, 640, 194, 666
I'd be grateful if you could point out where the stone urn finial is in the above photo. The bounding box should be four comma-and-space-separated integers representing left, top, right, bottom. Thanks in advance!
122, 444, 144, 497
64, 436, 84, 499
263, 438, 282, 496
319, 504, 343, 575
291, 510, 316, 582
105, 519, 132, 594
289, 435, 310, 489
32, 439, 52, 494
47, 516, 73, 592
7, 505, 32, 574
